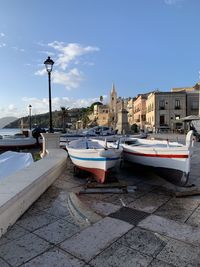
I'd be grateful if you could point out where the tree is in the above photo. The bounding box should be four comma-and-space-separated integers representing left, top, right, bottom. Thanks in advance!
100, 95, 103, 103
82, 115, 90, 128
60, 106, 68, 133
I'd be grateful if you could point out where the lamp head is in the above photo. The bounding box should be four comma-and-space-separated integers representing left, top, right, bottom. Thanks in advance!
44, 56, 54, 73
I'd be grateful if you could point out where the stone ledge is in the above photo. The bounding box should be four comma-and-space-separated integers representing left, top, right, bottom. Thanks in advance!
0, 148, 68, 237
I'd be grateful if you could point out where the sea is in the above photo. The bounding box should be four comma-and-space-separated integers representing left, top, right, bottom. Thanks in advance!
0, 128, 22, 136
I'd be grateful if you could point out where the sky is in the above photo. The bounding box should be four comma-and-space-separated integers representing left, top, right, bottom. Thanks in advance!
0, 0, 200, 119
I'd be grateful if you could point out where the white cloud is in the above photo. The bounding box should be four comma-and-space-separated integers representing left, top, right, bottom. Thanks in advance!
0, 104, 19, 118
35, 68, 47, 76
52, 69, 84, 90
22, 96, 102, 114
36, 41, 99, 90
48, 42, 99, 70
38, 50, 55, 56
8, 104, 17, 112
0, 32, 5, 37
12, 46, 25, 52
0, 43, 6, 48
164, 0, 184, 5
35, 68, 83, 89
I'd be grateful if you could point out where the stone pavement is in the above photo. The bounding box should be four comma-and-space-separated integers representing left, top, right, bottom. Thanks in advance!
0, 139, 200, 266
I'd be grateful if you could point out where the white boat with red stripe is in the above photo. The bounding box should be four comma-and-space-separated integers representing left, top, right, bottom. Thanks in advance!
121, 130, 194, 185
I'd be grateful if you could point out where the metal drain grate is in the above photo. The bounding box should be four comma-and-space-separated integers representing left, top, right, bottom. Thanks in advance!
109, 207, 149, 225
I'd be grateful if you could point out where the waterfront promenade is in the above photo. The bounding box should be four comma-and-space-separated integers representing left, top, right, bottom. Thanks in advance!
0, 135, 200, 266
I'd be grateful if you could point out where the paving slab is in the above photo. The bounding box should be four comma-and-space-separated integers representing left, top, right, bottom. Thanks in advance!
33, 218, 81, 244
0, 224, 29, 246
60, 217, 133, 262
0, 258, 10, 267
86, 200, 120, 216
36, 186, 70, 204
103, 193, 137, 206
89, 241, 152, 267
43, 200, 73, 219
138, 214, 200, 246
157, 239, 200, 267
21, 247, 86, 267
32, 193, 60, 210
0, 233, 52, 266
186, 205, 200, 227
128, 192, 171, 213
16, 207, 58, 232
117, 227, 168, 257
148, 259, 175, 267
155, 197, 200, 223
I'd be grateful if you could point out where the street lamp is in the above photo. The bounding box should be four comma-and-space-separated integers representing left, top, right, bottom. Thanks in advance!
44, 56, 54, 133
28, 104, 32, 130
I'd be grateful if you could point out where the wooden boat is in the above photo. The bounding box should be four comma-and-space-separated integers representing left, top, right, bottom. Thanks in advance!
66, 138, 123, 183
121, 130, 194, 185
0, 134, 38, 150
0, 129, 41, 150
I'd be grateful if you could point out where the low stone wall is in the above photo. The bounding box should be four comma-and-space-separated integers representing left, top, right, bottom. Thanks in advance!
0, 140, 68, 237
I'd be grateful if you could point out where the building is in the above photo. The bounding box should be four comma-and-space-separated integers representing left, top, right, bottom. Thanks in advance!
172, 82, 200, 116
146, 92, 155, 133
92, 104, 110, 126
146, 91, 186, 133
133, 94, 148, 131
93, 83, 128, 129
92, 82, 199, 133
126, 97, 135, 125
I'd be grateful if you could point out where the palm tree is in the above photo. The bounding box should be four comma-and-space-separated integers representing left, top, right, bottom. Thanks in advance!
60, 106, 68, 133
82, 115, 90, 128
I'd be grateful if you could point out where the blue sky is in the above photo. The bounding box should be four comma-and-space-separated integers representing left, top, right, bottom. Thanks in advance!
0, 0, 200, 118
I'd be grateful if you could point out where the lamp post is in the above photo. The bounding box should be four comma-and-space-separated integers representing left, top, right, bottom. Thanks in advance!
28, 104, 32, 130
44, 56, 54, 133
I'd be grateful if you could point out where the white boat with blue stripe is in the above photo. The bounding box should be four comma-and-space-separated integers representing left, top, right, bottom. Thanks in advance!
66, 138, 122, 183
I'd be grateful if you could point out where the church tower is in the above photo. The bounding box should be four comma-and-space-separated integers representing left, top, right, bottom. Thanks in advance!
109, 83, 118, 128
110, 83, 117, 113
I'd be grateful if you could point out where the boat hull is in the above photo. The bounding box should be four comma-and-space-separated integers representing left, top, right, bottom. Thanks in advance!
68, 148, 122, 183
122, 144, 191, 185
0, 137, 38, 150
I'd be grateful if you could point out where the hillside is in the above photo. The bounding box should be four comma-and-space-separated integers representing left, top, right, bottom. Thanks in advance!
0, 117, 18, 128
4, 107, 92, 130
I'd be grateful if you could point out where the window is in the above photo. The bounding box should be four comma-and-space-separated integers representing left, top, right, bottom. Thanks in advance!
191, 101, 198, 111
141, 114, 146, 121
160, 115, 165, 125
175, 99, 180, 109
159, 100, 165, 110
